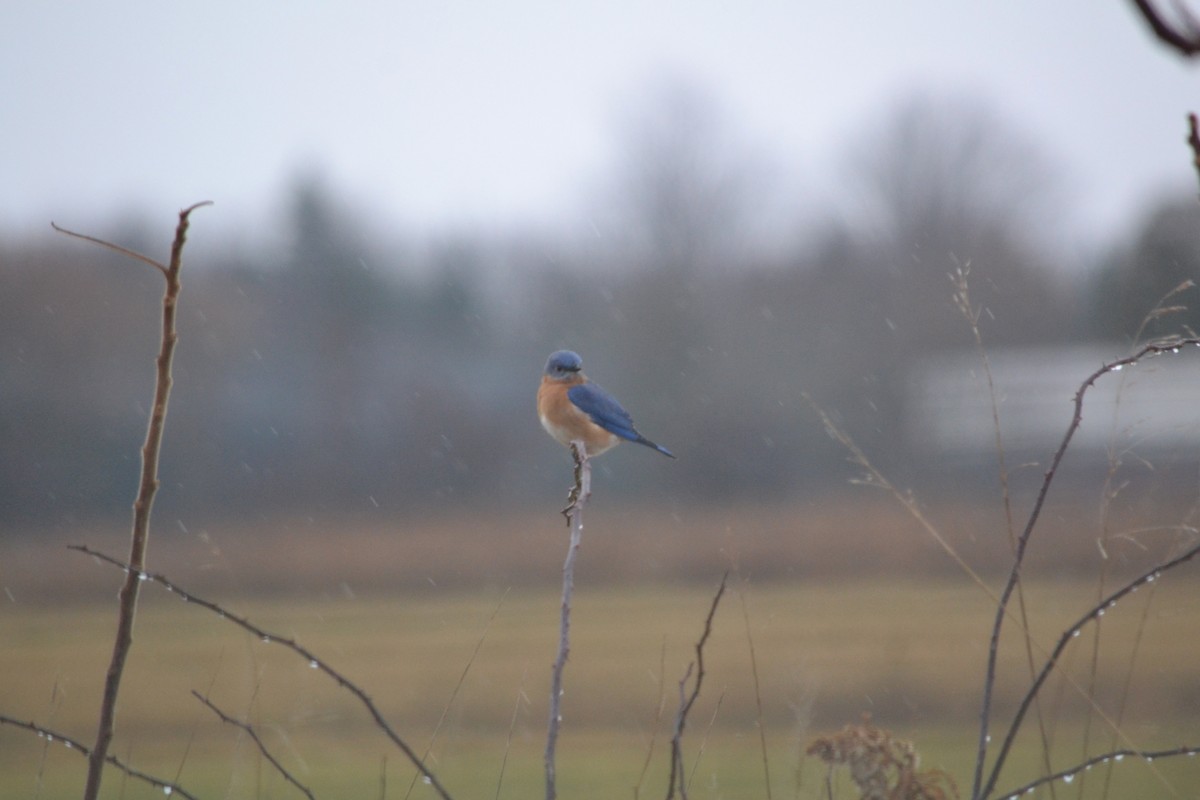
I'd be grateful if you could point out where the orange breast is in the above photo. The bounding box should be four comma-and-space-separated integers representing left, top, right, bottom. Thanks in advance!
537, 377, 621, 456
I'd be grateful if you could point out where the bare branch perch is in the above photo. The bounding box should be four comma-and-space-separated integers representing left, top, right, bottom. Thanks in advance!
191, 690, 316, 800
545, 440, 590, 800
68, 544, 455, 800
667, 571, 729, 800
56, 202, 209, 800
0, 714, 197, 800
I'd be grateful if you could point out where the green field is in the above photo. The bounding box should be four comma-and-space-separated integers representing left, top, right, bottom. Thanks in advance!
2, 504, 1199, 798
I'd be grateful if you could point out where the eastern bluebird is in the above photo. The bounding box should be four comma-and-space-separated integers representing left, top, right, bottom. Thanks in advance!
537, 350, 675, 458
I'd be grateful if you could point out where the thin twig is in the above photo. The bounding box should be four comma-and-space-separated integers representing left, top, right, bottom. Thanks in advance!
670, 663, 693, 800
173, 663, 222, 790
0, 714, 198, 800
684, 688, 725, 794
49, 221, 168, 276
1102, 520, 1199, 797
191, 690, 316, 800
634, 637, 669, 800
666, 572, 729, 800
1080, 285, 1188, 798
979, 540, 1200, 799
63, 202, 209, 800
736, 583, 773, 800
68, 544, 455, 800
994, 744, 1200, 800
971, 336, 1200, 800
33, 677, 65, 793
405, 588, 509, 800
545, 440, 590, 800
495, 672, 528, 800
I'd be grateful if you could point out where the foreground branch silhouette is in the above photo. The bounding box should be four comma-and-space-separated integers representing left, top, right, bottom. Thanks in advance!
806, 336, 1200, 799
1188, 113, 1200, 191
1129, 0, 1200, 56
69, 544, 455, 800
0, 715, 196, 799
545, 440, 591, 800
971, 336, 1200, 799
981, 541, 1200, 800
994, 744, 1200, 800
1125, 2, 1200, 190
52, 201, 211, 800
191, 691, 316, 800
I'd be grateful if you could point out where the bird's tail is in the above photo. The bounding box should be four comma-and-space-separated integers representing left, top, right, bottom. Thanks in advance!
636, 435, 676, 458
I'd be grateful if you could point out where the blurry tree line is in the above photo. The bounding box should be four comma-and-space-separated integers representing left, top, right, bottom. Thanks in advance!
2, 90, 1198, 525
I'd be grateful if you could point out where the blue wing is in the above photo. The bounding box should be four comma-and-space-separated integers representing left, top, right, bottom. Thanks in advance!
568, 383, 637, 439
568, 382, 675, 457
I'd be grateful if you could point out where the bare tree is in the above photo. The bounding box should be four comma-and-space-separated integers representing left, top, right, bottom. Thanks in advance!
843, 94, 1069, 350
847, 93, 1060, 257
598, 77, 781, 276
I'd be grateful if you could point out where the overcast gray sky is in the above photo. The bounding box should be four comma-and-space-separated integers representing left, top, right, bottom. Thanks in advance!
2, 1, 1196, 249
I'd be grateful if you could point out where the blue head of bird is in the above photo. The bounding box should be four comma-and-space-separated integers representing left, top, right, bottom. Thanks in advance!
544, 350, 583, 381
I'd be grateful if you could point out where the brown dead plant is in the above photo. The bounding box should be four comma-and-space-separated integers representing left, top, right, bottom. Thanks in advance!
807, 716, 959, 800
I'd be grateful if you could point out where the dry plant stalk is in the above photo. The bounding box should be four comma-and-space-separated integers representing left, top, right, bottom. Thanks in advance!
806, 717, 958, 800
950, 265, 1063, 791
53, 202, 210, 800
545, 439, 591, 800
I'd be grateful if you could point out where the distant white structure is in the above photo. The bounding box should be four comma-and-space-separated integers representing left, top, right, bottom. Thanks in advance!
907, 344, 1200, 458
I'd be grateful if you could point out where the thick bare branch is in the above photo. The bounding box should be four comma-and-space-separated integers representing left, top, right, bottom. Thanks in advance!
73, 202, 207, 800
1129, 0, 1200, 56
